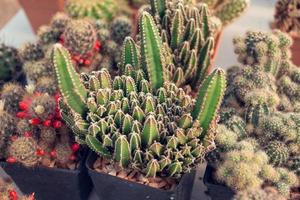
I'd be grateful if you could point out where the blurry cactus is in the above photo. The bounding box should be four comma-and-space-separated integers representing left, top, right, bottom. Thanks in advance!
65, 0, 119, 21
53, 12, 226, 179
0, 43, 23, 82
8, 136, 40, 167
265, 141, 289, 166
199, 0, 250, 25
233, 30, 293, 78
273, 0, 300, 35
1, 83, 25, 114
110, 16, 132, 44
148, 0, 222, 91
23, 59, 55, 83
233, 187, 285, 200
34, 77, 58, 96
19, 42, 44, 62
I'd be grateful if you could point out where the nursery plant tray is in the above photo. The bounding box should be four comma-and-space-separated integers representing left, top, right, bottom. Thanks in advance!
86, 152, 195, 200
203, 165, 234, 200
0, 149, 92, 200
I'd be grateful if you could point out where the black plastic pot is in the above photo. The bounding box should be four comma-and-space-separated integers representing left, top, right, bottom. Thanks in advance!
203, 165, 234, 200
86, 152, 195, 200
0, 150, 92, 200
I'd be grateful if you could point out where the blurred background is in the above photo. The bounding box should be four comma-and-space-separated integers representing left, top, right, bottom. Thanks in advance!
0, 0, 277, 69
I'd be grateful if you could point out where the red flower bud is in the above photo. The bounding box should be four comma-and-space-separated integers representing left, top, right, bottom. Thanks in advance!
16, 112, 28, 119
6, 157, 16, 164
50, 150, 57, 158
69, 154, 76, 161
84, 59, 91, 66
79, 58, 84, 64
11, 135, 18, 142
71, 143, 80, 152
36, 149, 45, 156
43, 120, 52, 127
9, 190, 18, 200
53, 120, 62, 129
19, 101, 28, 110
28, 193, 35, 200
30, 118, 40, 125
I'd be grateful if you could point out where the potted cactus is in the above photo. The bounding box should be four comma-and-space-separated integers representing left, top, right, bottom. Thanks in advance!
204, 30, 300, 200
272, 0, 300, 66
53, 10, 226, 200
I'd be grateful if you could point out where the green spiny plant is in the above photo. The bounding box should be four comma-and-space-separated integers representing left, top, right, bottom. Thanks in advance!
0, 43, 23, 82
147, 0, 222, 91
273, 0, 300, 35
23, 58, 55, 83
53, 12, 226, 179
9, 136, 40, 167
233, 187, 286, 200
233, 30, 293, 78
265, 141, 289, 166
1, 83, 25, 114
65, 0, 119, 21
110, 16, 133, 44
19, 42, 44, 62
199, 0, 250, 25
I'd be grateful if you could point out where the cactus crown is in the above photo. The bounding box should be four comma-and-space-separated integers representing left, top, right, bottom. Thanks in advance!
147, 0, 221, 91
53, 12, 226, 178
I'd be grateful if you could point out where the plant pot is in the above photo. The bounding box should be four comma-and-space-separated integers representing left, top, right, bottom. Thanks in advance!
86, 152, 195, 200
203, 164, 234, 200
18, 0, 65, 33
0, 149, 92, 200
291, 33, 300, 67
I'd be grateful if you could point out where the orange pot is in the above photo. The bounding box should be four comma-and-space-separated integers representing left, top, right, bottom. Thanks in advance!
291, 33, 300, 67
18, 0, 65, 33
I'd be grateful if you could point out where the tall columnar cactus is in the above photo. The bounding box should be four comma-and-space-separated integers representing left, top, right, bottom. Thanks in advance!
53, 12, 226, 179
65, 0, 119, 21
147, 0, 222, 91
200, 0, 250, 25
233, 30, 293, 78
0, 43, 23, 82
273, 0, 300, 35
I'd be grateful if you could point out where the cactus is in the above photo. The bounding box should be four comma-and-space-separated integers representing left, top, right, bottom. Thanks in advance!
1, 83, 25, 114
65, 0, 119, 21
233, 30, 293, 78
53, 12, 226, 179
265, 141, 289, 166
34, 77, 58, 96
206, 0, 250, 25
110, 16, 132, 44
233, 187, 285, 200
0, 43, 22, 82
9, 136, 40, 167
23, 59, 55, 83
19, 42, 44, 62
273, 0, 300, 35
147, 0, 222, 91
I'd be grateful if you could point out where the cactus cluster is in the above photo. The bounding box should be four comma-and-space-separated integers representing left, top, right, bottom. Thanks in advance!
233, 187, 285, 200
207, 29, 300, 197
273, 0, 300, 35
65, 0, 119, 21
199, 0, 250, 25
0, 43, 23, 83
147, 0, 222, 92
0, 176, 35, 200
0, 82, 79, 169
233, 30, 294, 77
53, 11, 226, 181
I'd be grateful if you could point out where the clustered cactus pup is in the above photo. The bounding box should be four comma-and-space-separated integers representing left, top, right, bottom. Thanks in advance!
53, 10, 226, 195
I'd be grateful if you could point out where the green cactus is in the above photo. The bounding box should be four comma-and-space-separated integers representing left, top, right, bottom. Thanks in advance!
110, 16, 132, 44
63, 19, 97, 57
265, 141, 289, 166
1, 83, 25, 114
0, 43, 22, 82
9, 136, 39, 167
53, 12, 226, 178
233, 30, 293, 78
147, 0, 222, 91
65, 0, 119, 21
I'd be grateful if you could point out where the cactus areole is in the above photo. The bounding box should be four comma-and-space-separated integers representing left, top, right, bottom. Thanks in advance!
53, 12, 226, 182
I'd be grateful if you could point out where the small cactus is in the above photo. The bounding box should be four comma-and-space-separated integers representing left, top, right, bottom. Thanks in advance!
233, 187, 285, 200
265, 141, 289, 166
1, 83, 25, 114
110, 16, 132, 44
19, 42, 44, 62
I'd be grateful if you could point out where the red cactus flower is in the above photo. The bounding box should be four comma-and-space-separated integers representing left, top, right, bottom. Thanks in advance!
16, 111, 28, 119
30, 118, 40, 125
36, 149, 45, 156
43, 120, 52, 127
11, 135, 18, 142
50, 150, 57, 158
6, 157, 16, 164
84, 59, 91, 66
71, 143, 80, 152
18, 101, 28, 110
9, 190, 18, 200
53, 120, 62, 129
69, 154, 76, 161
